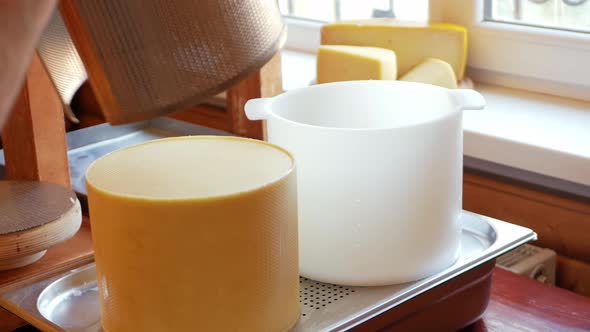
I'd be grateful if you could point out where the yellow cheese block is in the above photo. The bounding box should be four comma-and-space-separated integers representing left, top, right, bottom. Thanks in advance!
401, 58, 458, 89
321, 19, 467, 79
317, 45, 397, 84
86, 136, 299, 332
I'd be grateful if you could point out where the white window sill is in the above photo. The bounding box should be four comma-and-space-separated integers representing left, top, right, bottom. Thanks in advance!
281, 50, 590, 197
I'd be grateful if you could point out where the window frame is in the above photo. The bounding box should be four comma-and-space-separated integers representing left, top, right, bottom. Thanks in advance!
439, 0, 590, 101
283, 17, 323, 53
283, 0, 590, 101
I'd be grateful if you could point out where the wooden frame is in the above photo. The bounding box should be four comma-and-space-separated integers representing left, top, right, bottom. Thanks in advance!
1, 54, 70, 187
0, 49, 282, 278
227, 52, 282, 139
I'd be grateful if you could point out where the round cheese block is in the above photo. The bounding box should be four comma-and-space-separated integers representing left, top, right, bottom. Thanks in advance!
86, 136, 299, 332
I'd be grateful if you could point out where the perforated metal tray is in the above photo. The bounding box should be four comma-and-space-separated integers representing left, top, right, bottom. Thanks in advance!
0, 211, 535, 332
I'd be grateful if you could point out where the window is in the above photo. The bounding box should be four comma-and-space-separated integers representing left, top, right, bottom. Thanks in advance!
282, 0, 590, 101
281, 0, 429, 54
439, 0, 590, 101
485, 0, 590, 33
278, 0, 428, 22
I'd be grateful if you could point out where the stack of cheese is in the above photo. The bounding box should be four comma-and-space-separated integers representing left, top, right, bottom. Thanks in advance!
317, 19, 467, 89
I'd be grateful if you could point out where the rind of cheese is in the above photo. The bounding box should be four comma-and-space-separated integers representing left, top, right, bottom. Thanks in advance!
85, 136, 300, 332
317, 45, 397, 84
321, 19, 467, 79
400, 58, 458, 89
86, 136, 294, 199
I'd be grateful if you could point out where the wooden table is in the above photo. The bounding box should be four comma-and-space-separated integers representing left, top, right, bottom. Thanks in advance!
463, 268, 590, 332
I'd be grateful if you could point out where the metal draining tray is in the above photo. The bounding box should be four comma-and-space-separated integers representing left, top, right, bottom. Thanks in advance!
0, 211, 536, 332
0, 117, 230, 195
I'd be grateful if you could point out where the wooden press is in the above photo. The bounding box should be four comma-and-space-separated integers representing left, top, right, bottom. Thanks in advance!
0, 0, 283, 286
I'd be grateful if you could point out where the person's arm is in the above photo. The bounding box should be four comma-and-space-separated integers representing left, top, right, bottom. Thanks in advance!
0, 0, 58, 129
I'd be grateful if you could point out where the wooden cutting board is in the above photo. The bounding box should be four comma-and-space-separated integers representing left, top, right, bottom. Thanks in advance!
0, 181, 82, 270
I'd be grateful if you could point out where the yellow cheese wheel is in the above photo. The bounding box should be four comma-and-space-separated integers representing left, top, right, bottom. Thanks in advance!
321, 19, 467, 79
86, 136, 299, 332
317, 45, 397, 84
400, 58, 458, 89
